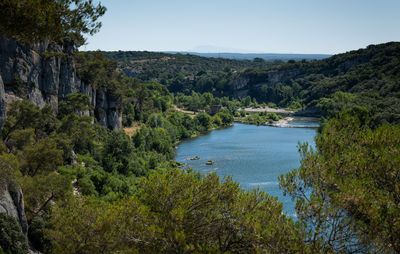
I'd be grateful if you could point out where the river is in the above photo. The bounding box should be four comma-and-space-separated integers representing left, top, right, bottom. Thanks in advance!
175, 118, 318, 217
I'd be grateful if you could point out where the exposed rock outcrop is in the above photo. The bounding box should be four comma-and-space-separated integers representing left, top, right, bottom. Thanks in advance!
267, 67, 307, 86
229, 77, 249, 90
0, 182, 28, 236
0, 35, 122, 130
0, 75, 6, 129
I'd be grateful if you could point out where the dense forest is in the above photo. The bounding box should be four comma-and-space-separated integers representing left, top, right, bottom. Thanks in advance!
0, 0, 400, 253
100, 50, 283, 96
105, 42, 400, 122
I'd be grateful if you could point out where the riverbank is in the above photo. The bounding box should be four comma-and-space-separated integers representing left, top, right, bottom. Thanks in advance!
242, 106, 322, 118
243, 106, 294, 114
235, 116, 320, 128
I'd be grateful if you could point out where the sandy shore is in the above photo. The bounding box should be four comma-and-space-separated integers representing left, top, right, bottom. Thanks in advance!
243, 107, 294, 114
267, 117, 294, 127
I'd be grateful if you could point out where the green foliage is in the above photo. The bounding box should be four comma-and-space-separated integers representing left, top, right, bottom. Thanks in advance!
101, 50, 278, 95
102, 131, 136, 175
58, 93, 91, 118
133, 169, 307, 253
133, 127, 174, 159
245, 42, 400, 122
41, 51, 67, 59
0, 153, 20, 189
57, 114, 98, 155
2, 100, 41, 138
166, 111, 197, 139
0, 0, 106, 45
194, 112, 213, 132
280, 114, 400, 252
75, 51, 119, 90
122, 103, 135, 126
19, 137, 63, 176
28, 216, 49, 252
240, 112, 282, 125
0, 213, 28, 254
317, 91, 358, 117
47, 169, 307, 253
212, 114, 222, 126
0, 142, 6, 154
2, 101, 57, 140
101, 42, 400, 125
3, 38, 400, 253
45, 196, 111, 254
20, 172, 72, 220
215, 110, 234, 126
77, 175, 98, 196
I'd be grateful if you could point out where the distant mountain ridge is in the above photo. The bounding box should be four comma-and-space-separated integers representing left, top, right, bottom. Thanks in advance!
162, 51, 331, 61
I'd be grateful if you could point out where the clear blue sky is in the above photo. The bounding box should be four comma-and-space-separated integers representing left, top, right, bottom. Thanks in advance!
82, 0, 400, 54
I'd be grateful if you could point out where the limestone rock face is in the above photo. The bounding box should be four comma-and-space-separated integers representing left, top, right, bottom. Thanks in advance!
0, 182, 28, 236
229, 77, 249, 90
0, 75, 6, 129
267, 68, 306, 86
0, 35, 122, 130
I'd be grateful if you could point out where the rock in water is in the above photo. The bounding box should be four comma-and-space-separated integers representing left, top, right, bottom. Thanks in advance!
205, 160, 214, 165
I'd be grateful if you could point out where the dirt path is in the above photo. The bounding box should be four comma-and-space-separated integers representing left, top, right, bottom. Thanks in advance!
123, 122, 145, 137
174, 105, 197, 118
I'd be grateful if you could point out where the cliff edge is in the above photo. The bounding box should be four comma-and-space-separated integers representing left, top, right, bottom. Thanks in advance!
0, 35, 122, 130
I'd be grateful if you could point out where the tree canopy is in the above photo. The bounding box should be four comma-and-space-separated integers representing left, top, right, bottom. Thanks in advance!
0, 0, 106, 45
280, 113, 400, 253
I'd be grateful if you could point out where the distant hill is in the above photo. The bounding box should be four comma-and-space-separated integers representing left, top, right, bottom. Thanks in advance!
163, 52, 331, 61
100, 42, 400, 123
239, 42, 400, 122
99, 50, 280, 81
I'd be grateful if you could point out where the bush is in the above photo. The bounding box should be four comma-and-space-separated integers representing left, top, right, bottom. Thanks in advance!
0, 213, 28, 254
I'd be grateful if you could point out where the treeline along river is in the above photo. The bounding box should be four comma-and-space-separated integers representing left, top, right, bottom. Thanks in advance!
175, 119, 318, 217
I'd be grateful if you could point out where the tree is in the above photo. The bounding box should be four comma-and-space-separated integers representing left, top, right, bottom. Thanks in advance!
5, 128, 35, 152
280, 113, 400, 253
317, 91, 358, 117
133, 169, 307, 253
215, 110, 234, 126
57, 114, 98, 155
0, 213, 28, 254
0, 0, 106, 46
46, 169, 308, 253
133, 127, 174, 159
0, 153, 20, 191
58, 93, 91, 118
194, 112, 212, 132
1, 101, 41, 139
45, 197, 110, 254
2, 101, 58, 140
19, 137, 63, 176
242, 96, 251, 107
20, 172, 72, 220
146, 113, 163, 128
102, 131, 136, 175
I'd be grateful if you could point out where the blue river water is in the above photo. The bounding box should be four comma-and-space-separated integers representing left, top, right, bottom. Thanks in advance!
175, 120, 318, 217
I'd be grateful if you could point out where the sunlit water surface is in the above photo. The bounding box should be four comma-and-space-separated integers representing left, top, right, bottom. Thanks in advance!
175, 119, 318, 217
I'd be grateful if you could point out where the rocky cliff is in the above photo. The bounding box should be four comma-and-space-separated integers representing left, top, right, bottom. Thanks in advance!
267, 67, 307, 86
0, 75, 6, 129
0, 35, 122, 130
0, 181, 28, 237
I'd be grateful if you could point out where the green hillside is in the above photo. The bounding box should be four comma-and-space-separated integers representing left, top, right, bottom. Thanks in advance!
103, 42, 400, 123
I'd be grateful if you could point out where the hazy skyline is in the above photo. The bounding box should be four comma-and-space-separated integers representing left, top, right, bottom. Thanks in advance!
82, 0, 400, 54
